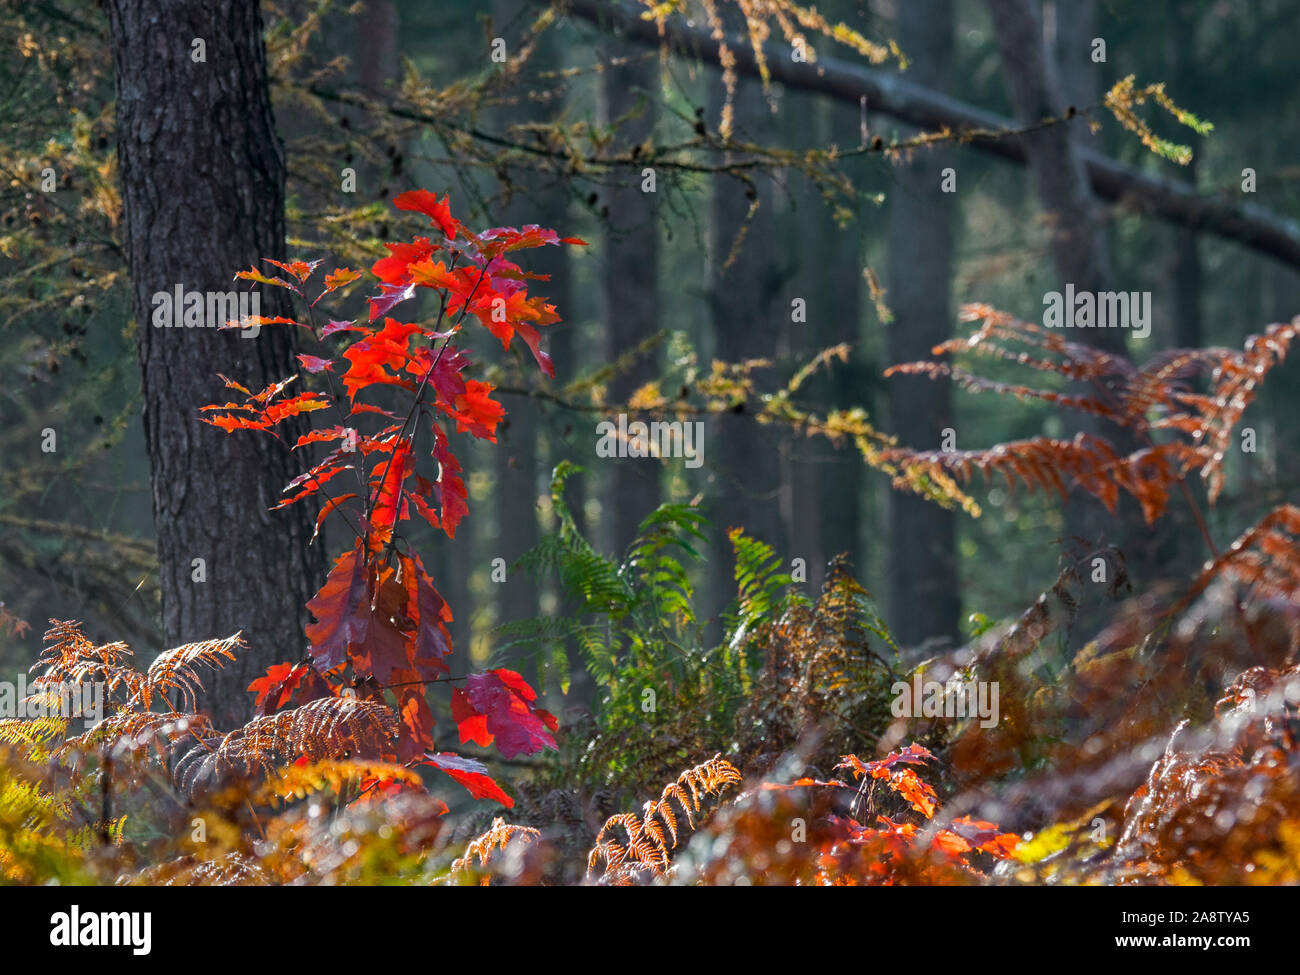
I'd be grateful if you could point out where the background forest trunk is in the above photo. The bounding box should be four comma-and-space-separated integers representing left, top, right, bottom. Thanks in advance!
108, 0, 325, 727
886, 0, 960, 651
707, 70, 785, 618
986, 0, 1157, 588
599, 45, 661, 558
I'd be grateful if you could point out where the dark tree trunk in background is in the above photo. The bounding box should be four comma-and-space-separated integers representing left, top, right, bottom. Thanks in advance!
886, 0, 960, 651
599, 47, 660, 558
489, 0, 543, 639
1159, 2, 1207, 579
108, 0, 325, 727
1047, 0, 1100, 143
986, 0, 1115, 332
785, 92, 864, 594
987, 0, 1154, 580
355, 0, 398, 94
708, 72, 786, 613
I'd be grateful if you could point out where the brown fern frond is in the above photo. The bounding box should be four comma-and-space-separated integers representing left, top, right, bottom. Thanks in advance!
1161, 320, 1300, 500
885, 360, 1126, 424
450, 816, 541, 880
885, 433, 1206, 524
1181, 504, 1300, 607
31, 620, 142, 701
124, 852, 271, 886
173, 697, 397, 797
885, 305, 1299, 522
131, 633, 242, 712
587, 755, 742, 880
58, 710, 215, 766
941, 303, 1133, 385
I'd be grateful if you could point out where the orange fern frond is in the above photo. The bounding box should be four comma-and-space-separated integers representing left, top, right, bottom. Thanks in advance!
883, 304, 1297, 522
450, 816, 541, 881
587, 755, 742, 880
173, 697, 397, 796
1158, 321, 1299, 500
885, 433, 1205, 524
31, 620, 141, 700
58, 709, 214, 766
125, 852, 272, 886
132, 633, 243, 712
1182, 504, 1300, 607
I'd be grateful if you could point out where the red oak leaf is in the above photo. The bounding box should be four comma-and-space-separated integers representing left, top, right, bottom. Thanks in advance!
370, 440, 413, 548
367, 282, 416, 323
296, 354, 335, 374
393, 680, 437, 763
431, 425, 468, 538
404, 552, 452, 676
304, 543, 371, 673
947, 816, 1021, 858
452, 669, 557, 759
203, 412, 272, 433
372, 237, 438, 286
319, 267, 362, 299
263, 257, 321, 283
272, 462, 350, 510
322, 318, 367, 337
393, 190, 460, 239
419, 752, 513, 808
263, 392, 330, 425
343, 317, 423, 400
443, 380, 505, 441
248, 661, 333, 716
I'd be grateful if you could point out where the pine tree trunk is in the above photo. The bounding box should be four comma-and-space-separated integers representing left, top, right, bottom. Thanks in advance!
108, 0, 325, 727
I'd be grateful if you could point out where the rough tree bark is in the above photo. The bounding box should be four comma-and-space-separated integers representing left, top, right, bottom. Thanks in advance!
108, 0, 325, 727
886, 0, 960, 650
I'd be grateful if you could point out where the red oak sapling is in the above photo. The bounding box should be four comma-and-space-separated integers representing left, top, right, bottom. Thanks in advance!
203, 190, 586, 807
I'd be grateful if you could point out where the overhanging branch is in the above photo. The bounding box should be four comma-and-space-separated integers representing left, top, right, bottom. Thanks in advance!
549, 0, 1300, 270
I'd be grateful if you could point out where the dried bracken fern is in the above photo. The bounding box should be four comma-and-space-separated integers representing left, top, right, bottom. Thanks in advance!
59, 710, 214, 767
124, 851, 272, 887
1112, 662, 1300, 884
31, 620, 141, 702
736, 556, 897, 775
173, 697, 398, 796
587, 755, 742, 881
131, 634, 243, 712
883, 304, 1300, 522
1181, 504, 1300, 608
449, 817, 541, 882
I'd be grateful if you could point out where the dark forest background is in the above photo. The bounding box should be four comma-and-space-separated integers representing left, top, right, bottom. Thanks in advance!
2, 0, 1297, 718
